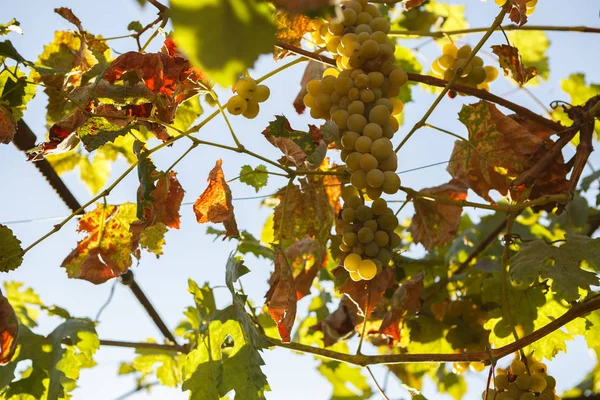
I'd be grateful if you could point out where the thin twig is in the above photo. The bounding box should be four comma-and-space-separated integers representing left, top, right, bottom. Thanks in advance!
95, 279, 118, 322
366, 366, 391, 400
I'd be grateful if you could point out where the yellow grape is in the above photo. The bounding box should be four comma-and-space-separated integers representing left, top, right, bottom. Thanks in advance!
253, 85, 270, 102
349, 270, 362, 281
358, 259, 377, 280
235, 77, 257, 98
226, 95, 248, 115
442, 43, 458, 58
344, 253, 362, 272
351, 170, 368, 189
366, 169, 384, 188
242, 99, 260, 119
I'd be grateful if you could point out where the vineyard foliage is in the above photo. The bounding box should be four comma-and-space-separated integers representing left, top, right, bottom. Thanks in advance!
1, 0, 600, 399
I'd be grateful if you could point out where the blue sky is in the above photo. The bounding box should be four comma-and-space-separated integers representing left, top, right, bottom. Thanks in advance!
1, 0, 600, 399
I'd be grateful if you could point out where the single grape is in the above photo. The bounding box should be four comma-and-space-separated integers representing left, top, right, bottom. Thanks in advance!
355, 135, 373, 154
303, 94, 316, 108
482, 389, 497, 400
349, 270, 362, 281
378, 213, 399, 231
359, 153, 378, 171
369, 17, 389, 33
530, 374, 547, 392
344, 253, 362, 272
307, 80, 321, 97
355, 204, 373, 221
335, 77, 354, 95
374, 230, 389, 247
345, 0, 362, 14
391, 98, 404, 116
358, 259, 377, 280
389, 67, 408, 87
544, 375, 556, 390
358, 227, 374, 244
376, 248, 392, 265
484, 66, 499, 82
519, 393, 535, 400
507, 383, 525, 399
365, 186, 382, 200
363, 123, 383, 140
516, 375, 531, 391
346, 152, 362, 171
371, 138, 393, 161
227, 95, 248, 115
469, 66, 487, 85
343, 231, 358, 247
359, 89, 375, 103
253, 85, 270, 102
472, 56, 484, 67
321, 76, 336, 94
389, 232, 401, 248
339, 242, 351, 252
457, 45, 472, 59
372, 198, 388, 215
382, 171, 401, 194
364, 241, 379, 257
511, 359, 527, 375
341, 131, 360, 151
326, 37, 341, 54
360, 39, 379, 59
351, 170, 367, 189
356, 12, 373, 25
530, 362, 547, 375
341, 186, 359, 201
366, 169, 384, 188
316, 93, 332, 110
470, 362, 486, 372
363, 219, 378, 231
538, 394, 553, 400
379, 152, 397, 171
348, 87, 360, 101
332, 109, 350, 130
443, 43, 458, 58
348, 100, 365, 115
341, 207, 356, 223
368, 71, 384, 88
346, 194, 363, 210
348, 114, 368, 133
371, 31, 387, 45
342, 8, 358, 26
364, 2, 381, 17
236, 77, 257, 98
438, 54, 455, 70
368, 105, 391, 126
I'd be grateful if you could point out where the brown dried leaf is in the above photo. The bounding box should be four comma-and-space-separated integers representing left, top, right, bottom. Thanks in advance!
293, 61, 325, 114
285, 236, 327, 300
54, 7, 83, 31
409, 179, 468, 250
0, 289, 18, 365
311, 296, 360, 347
402, 0, 426, 10
265, 247, 297, 343
275, 10, 312, 60
340, 266, 394, 318
492, 44, 537, 86
0, 109, 16, 145
272, 0, 333, 14
507, 0, 529, 27
379, 272, 425, 342
193, 159, 239, 238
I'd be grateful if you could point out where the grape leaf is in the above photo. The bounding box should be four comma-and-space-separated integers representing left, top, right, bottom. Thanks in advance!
311, 295, 360, 347
508, 31, 550, 84
3, 282, 42, 328
0, 108, 15, 145
271, 0, 334, 15
0, 290, 18, 365
0, 19, 21, 36
262, 116, 327, 169
340, 266, 394, 318
172, 96, 203, 133
448, 101, 550, 202
510, 235, 600, 301
0, 66, 36, 143
491, 44, 538, 86
507, 0, 529, 27
206, 227, 274, 259
61, 203, 137, 284
409, 179, 467, 251
424, 2, 468, 32
0, 40, 25, 63
552, 74, 600, 137
285, 236, 328, 299
239, 165, 268, 193
265, 247, 297, 343
274, 10, 311, 60
194, 159, 239, 238
318, 359, 373, 400
379, 272, 425, 341
54, 7, 83, 31
132, 345, 182, 387
293, 61, 325, 115
0, 225, 22, 273
170, 0, 275, 87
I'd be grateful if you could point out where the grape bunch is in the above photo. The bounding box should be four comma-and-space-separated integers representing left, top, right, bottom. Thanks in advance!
340, 187, 401, 281
226, 77, 271, 118
430, 43, 498, 92
442, 298, 490, 374
484, 356, 561, 400
494, 0, 538, 15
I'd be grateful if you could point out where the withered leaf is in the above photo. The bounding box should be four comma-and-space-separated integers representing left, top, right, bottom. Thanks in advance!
272, 0, 334, 14
402, 0, 426, 10
340, 266, 394, 318
265, 247, 297, 343
62, 203, 137, 284
311, 296, 360, 347
54, 7, 83, 31
285, 236, 327, 300
293, 61, 325, 114
507, 0, 529, 27
492, 44, 537, 86
409, 179, 468, 250
193, 159, 239, 238
0, 108, 16, 144
274, 11, 312, 60
379, 272, 425, 342
0, 289, 18, 365
447, 101, 543, 202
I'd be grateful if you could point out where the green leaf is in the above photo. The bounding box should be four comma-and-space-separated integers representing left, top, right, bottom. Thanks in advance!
318, 359, 373, 400
0, 40, 25, 63
0, 19, 22, 36
170, 0, 275, 87
207, 228, 275, 259
510, 235, 600, 301
0, 225, 22, 273
436, 366, 466, 400
132, 345, 182, 387
239, 165, 268, 193
424, 2, 468, 32
0, 66, 36, 120
508, 31, 550, 84
552, 73, 600, 137
188, 279, 217, 323
78, 153, 111, 195
4, 282, 42, 328
127, 21, 143, 32
78, 117, 136, 152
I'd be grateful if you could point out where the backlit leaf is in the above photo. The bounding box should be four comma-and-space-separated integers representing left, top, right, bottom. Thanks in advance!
508, 31, 550, 84
0, 225, 22, 273
0, 290, 18, 365
379, 272, 425, 341
239, 165, 268, 193
265, 248, 297, 342
492, 44, 538, 86
274, 11, 311, 60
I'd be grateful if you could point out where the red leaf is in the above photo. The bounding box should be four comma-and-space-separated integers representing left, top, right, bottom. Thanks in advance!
379, 272, 425, 342
265, 247, 297, 343
0, 108, 16, 145
340, 266, 394, 318
507, 0, 529, 26
491, 44, 537, 86
0, 290, 18, 365
193, 159, 239, 238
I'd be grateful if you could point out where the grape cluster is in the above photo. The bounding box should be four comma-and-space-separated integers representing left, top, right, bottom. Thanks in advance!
340, 187, 401, 281
226, 77, 270, 118
484, 356, 561, 400
442, 299, 490, 374
430, 43, 498, 92
495, 0, 538, 15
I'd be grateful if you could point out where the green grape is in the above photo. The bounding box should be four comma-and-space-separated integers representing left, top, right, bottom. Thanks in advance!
348, 114, 368, 133
378, 213, 398, 231
351, 170, 367, 189
341, 207, 356, 222
372, 198, 388, 215
363, 123, 383, 140
349, 270, 361, 281
374, 230, 389, 247
443, 43, 458, 58
307, 80, 321, 96
340, 96, 352, 110
368, 71, 384, 87
330, 92, 342, 106
227, 95, 248, 115
391, 98, 404, 116
389, 232, 401, 248
470, 362, 486, 372
519, 393, 535, 400
495, 373, 510, 390
335, 77, 354, 95
359, 153, 378, 171
332, 109, 350, 129
360, 39, 379, 59
359, 89, 375, 103
376, 248, 392, 265
342, 224, 354, 235
544, 376, 556, 390
339, 242, 351, 252
511, 359, 527, 375
495, 393, 512, 400
369, 17, 389, 33
310, 106, 327, 119
382, 171, 401, 194
530, 374, 547, 392
343, 232, 358, 247
537, 394, 553, 400
355, 204, 373, 221
371, 138, 393, 161
375, 98, 394, 113
342, 185, 359, 201
369, 105, 391, 126
321, 75, 336, 94
356, 32, 371, 45
345, 1, 362, 14
507, 383, 525, 399
366, 169, 384, 188
457, 45, 472, 59
379, 152, 397, 171
303, 94, 316, 108
431, 59, 444, 76
438, 54, 455, 70
358, 259, 377, 280
530, 362, 547, 375
348, 100, 365, 115
482, 389, 497, 400
516, 375, 531, 391
346, 152, 362, 171
356, 13, 373, 26
495, 0, 507, 5
371, 31, 387, 45
341, 131, 360, 151
346, 193, 363, 209
363, 219, 378, 231
364, 241, 379, 257
254, 85, 270, 102
326, 37, 341, 54
472, 56, 484, 67
344, 253, 362, 272
342, 8, 358, 26
316, 93, 332, 110
365, 186, 382, 200
355, 136, 373, 153
235, 77, 257, 98
348, 87, 360, 101
364, 3, 381, 17
341, 33, 358, 49
377, 43, 394, 60
358, 227, 375, 244
382, 125, 395, 139
242, 99, 260, 118
469, 66, 487, 85
484, 66, 499, 82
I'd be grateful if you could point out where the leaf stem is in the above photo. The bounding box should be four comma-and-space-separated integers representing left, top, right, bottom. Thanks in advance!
366, 366, 391, 400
